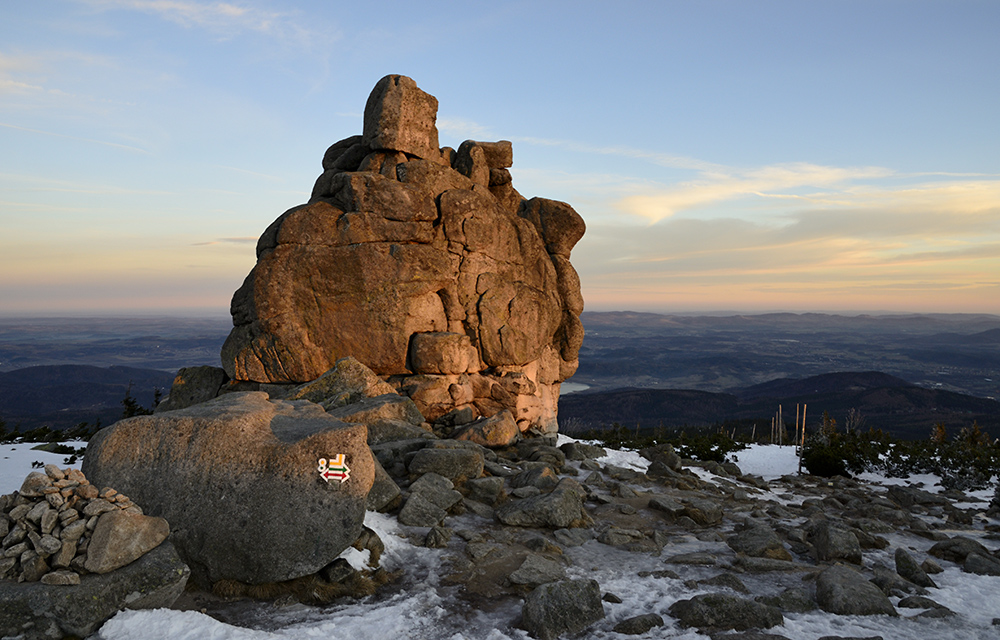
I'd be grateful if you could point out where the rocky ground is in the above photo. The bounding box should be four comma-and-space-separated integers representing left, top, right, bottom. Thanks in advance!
152, 438, 1000, 640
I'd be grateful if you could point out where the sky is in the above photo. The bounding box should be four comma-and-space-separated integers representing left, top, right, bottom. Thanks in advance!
1, 0, 999, 317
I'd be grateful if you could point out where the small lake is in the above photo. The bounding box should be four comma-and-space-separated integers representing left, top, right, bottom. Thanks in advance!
560, 382, 590, 394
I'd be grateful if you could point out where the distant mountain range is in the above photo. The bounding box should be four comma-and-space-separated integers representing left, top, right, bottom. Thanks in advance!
4, 364, 996, 442
558, 371, 1000, 439
0, 365, 173, 431
1, 312, 997, 438
574, 311, 1000, 401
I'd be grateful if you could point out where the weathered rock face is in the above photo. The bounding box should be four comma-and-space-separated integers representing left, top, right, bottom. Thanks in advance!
82, 392, 374, 584
221, 74, 585, 436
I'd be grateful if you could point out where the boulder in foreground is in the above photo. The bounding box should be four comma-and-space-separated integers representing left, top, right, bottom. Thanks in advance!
83, 391, 374, 584
815, 565, 898, 616
521, 578, 604, 640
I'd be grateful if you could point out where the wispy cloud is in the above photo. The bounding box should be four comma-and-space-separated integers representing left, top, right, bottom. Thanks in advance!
616, 162, 895, 223
513, 135, 724, 173
437, 117, 493, 141
0, 122, 149, 154
193, 237, 257, 246
211, 165, 286, 182
76, 0, 319, 44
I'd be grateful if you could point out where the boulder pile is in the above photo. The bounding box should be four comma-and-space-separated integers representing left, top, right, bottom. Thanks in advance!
1, 467, 188, 640
1, 465, 168, 584
220, 74, 586, 437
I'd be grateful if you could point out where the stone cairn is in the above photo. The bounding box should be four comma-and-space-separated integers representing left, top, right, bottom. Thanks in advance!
1, 465, 167, 585
220, 74, 586, 438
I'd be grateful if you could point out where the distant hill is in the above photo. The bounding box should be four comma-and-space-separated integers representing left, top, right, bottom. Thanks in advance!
574, 310, 1000, 401
0, 365, 174, 431
736, 371, 913, 400
559, 371, 1000, 439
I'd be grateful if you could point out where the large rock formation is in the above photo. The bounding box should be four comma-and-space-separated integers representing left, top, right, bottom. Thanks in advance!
82, 392, 374, 584
221, 74, 585, 436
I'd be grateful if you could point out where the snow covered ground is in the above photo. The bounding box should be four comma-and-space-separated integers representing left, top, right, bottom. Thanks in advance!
0, 441, 82, 493
4, 440, 1000, 639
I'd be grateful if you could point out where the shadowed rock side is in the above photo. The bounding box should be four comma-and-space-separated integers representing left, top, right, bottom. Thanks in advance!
221, 74, 585, 436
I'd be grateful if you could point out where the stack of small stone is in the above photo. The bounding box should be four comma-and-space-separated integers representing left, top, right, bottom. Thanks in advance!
1, 464, 145, 585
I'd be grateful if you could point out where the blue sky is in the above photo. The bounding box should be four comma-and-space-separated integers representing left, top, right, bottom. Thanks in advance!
2, 1, 998, 316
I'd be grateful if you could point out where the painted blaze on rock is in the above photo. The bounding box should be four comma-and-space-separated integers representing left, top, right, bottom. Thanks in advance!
82, 392, 374, 585
221, 74, 585, 437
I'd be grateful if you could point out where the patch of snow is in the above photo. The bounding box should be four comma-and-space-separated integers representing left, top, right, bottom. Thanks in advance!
857, 471, 942, 491
97, 610, 280, 640
596, 447, 649, 472
0, 441, 83, 493
727, 444, 800, 479
557, 433, 650, 472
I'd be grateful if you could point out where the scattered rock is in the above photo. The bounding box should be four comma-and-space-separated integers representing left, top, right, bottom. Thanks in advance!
894, 547, 937, 588
871, 563, 927, 597
897, 595, 953, 615
727, 522, 792, 561
424, 526, 452, 549
367, 457, 402, 512
928, 536, 991, 563
921, 557, 944, 574
700, 572, 750, 594
465, 476, 506, 506
649, 495, 686, 517
669, 593, 783, 631
495, 479, 591, 529
613, 612, 665, 635
964, 552, 1000, 576
667, 552, 719, 566
511, 466, 560, 493
552, 528, 592, 547
398, 473, 463, 527
288, 356, 397, 407
508, 554, 565, 587
756, 587, 816, 613
408, 447, 484, 484
328, 393, 424, 429
815, 565, 897, 616
521, 578, 604, 640
809, 521, 862, 564
683, 498, 724, 526
559, 442, 606, 461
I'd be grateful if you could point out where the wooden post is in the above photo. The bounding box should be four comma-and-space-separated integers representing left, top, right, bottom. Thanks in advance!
798, 403, 807, 474
795, 404, 800, 452
779, 405, 783, 445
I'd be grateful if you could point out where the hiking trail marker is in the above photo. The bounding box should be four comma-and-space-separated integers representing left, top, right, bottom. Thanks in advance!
318, 454, 350, 483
